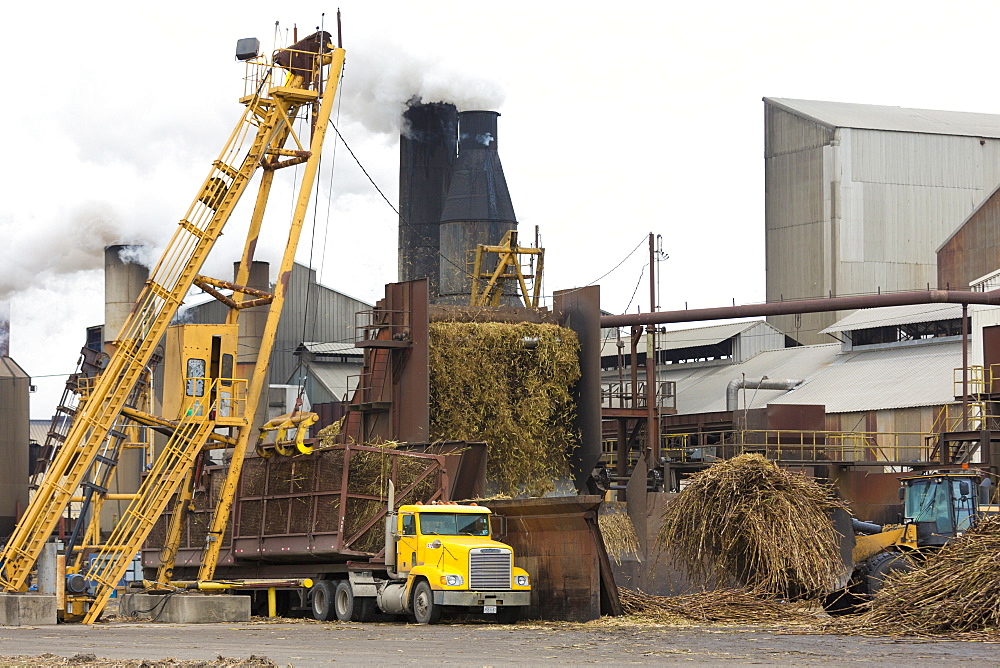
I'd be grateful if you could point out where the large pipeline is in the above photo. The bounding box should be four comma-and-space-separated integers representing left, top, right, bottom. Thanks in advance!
599, 289, 1000, 329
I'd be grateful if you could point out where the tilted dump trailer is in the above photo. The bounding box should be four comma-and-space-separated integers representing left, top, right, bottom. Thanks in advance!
143, 442, 530, 623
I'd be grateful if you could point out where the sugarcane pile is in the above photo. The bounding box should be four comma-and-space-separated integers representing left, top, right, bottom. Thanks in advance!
599, 503, 641, 565
428, 321, 580, 496
842, 514, 1000, 636
619, 587, 814, 624
658, 453, 847, 599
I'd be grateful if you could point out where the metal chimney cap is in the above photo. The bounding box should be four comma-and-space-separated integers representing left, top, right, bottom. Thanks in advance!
458, 110, 501, 151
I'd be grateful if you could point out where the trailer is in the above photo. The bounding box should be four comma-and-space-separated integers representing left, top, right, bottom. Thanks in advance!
142, 442, 530, 623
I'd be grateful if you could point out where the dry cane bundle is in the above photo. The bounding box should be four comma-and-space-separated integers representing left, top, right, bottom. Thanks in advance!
844, 514, 1000, 635
428, 321, 580, 496
658, 453, 847, 599
599, 503, 641, 565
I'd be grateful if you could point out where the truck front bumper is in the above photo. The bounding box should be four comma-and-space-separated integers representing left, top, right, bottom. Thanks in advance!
433, 590, 531, 607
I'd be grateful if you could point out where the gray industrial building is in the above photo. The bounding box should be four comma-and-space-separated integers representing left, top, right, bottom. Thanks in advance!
180, 262, 371, 399
764, 98, 1000, 344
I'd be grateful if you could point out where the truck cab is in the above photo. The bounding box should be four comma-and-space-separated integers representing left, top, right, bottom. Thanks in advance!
389, 502, 531, 623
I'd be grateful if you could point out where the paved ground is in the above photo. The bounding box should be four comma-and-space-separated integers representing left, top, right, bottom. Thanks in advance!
1, 619, 999, 666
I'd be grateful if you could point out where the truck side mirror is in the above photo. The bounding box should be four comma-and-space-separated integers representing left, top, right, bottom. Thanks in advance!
898, 486, 905, 501
490, 515, 507, 539
959, 481, 971, 498
980, 478, 994, 505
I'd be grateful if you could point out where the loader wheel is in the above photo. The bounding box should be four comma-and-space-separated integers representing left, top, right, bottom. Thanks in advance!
822, 583, 867, 617
334, 580, 377, 622
311, 580, 335, 621
411, 580, 442, 624
864, 551, 914, 597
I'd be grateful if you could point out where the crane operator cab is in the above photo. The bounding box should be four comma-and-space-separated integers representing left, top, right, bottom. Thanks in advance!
162, 324, 246, 425
899, 471, 991, 547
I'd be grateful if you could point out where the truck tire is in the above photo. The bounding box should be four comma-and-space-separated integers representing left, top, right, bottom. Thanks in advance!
311, 580, 336, 621
411, 580, 442, 625
334, 580, 378, 622
864, 551, 913, 596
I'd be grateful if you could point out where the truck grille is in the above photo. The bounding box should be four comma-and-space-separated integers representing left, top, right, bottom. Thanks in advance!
469, 548, 511, 590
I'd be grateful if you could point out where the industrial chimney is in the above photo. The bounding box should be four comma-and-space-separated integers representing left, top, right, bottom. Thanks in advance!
102, 246, 149, 530
398, 101, 459, 299
437, 110, 518, 305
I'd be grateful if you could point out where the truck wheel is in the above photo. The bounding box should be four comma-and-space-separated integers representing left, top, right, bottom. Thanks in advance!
334, 580, 378, 622
411, 580, 442, 625
311, 580, 335, 621
864, 551, 913, 596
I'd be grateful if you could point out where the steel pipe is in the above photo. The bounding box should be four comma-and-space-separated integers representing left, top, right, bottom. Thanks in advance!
599, 289, 1000, 329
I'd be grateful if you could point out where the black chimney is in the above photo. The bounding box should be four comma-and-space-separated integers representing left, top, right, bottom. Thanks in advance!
437, 110, 517, 305
398, 101, 458, 299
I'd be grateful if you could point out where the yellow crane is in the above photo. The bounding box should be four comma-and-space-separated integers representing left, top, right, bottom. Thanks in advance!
0, 29, 345, 623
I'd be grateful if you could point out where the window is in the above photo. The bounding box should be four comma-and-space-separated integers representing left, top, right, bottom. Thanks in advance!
418, 513, 491, 536
401, 514, 416, 536
221, 353, 234, 386
186, 358, 206, 397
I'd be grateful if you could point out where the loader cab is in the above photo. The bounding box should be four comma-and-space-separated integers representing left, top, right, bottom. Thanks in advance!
900, 472, 980, 547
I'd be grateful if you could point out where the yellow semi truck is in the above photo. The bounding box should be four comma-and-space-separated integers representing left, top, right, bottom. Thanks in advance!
309, 487, 531, 624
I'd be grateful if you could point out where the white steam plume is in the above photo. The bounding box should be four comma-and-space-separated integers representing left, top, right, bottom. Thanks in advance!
0, 201, 160, 300
339, 38, 505, 135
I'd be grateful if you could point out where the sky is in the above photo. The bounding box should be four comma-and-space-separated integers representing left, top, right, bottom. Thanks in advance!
5, 1, 1000, 417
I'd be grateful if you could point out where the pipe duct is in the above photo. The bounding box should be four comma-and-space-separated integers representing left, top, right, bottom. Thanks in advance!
726, 377, 803, 412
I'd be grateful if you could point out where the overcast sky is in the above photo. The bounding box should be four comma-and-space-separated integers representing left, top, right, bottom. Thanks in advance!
5, 1, 1000, 417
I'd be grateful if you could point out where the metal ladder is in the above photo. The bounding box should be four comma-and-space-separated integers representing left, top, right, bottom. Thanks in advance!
0, 63, 298, 592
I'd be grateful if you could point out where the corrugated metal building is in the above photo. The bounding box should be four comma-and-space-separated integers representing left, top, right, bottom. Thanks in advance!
180, 262, 371, 390
938, 182, 1000, 292
603, 307, 978, 457
764, 97, 1000, 344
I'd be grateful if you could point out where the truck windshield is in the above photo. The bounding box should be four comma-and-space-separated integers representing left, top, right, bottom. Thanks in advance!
904, 478, 977, 533
419, 513, 490, 536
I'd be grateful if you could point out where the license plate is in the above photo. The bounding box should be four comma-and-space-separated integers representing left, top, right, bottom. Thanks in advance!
483, 605, 497, 614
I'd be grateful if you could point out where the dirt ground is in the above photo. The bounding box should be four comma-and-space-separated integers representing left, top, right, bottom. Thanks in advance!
1, 617, 998, 667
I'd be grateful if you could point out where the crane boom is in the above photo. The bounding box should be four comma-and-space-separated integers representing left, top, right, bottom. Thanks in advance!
0, 31, 346, 624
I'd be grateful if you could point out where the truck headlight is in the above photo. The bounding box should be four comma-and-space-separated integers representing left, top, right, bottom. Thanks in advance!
441, 574, 464, 587
515, 575, 529, 587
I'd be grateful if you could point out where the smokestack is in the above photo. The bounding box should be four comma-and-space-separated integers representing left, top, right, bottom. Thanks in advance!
102, 245, 149, 531
398, 101, 459, 299
0, 301, 9, 358
437, 110, 517, 305
104, 245, 150, 354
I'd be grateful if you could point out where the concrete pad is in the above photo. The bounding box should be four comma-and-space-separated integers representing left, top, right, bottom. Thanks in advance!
0, 592, 58, 626
120, 592, 249, 623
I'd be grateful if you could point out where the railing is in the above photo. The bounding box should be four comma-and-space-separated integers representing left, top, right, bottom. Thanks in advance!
355, 308, 410, 345
179, 377, 248, 424
644, 428, 937, 464
601, 380, 676, 411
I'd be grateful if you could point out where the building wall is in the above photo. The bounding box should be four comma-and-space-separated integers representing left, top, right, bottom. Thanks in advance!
825, 405, 939, 461
938, 186, 1000, 292
765, 102, 1000, 344
0, 357, 29, 538
183, 263, 371, 389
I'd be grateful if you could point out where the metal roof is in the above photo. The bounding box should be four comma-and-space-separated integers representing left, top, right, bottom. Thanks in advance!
298, 341, 362, 356
656, 339, 960, 415
659, 345, 841, 415
601, 320, 777, 356
29, 419, 49, 445
301, 362, 361, 402
769, 340, 960, 413
765, 98, 1000, 139
819, 303, 964, 334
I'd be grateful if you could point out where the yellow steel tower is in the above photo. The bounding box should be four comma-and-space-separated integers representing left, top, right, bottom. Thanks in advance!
0, 30, 345, 623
